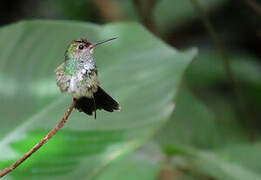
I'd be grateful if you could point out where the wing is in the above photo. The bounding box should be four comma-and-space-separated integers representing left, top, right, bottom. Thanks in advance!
55, 62, 65, 73
55, 62, 71, 93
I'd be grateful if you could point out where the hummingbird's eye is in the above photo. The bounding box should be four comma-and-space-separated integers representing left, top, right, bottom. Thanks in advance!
78, 45, 84, 50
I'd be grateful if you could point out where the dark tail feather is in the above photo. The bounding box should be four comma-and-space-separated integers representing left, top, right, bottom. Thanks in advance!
74, 86, 120, 118
94, 86, 120, 112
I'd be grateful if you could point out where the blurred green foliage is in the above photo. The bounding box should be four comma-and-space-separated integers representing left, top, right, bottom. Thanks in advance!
0, 0, 261, 179
0, 21, 195, 179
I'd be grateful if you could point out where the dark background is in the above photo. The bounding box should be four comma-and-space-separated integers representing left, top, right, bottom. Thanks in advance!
1, 0, 260, 54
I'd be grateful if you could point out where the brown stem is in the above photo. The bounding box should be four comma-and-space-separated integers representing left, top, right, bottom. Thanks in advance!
0, 101, 76, 178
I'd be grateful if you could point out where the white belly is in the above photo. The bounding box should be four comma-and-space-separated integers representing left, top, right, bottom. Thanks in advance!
68, 71, 98, 99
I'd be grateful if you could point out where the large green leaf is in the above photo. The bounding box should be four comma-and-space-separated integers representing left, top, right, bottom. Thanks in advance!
164, 145, 261, 180
156, 87, 249, 150
185, 49, 261, 136
95, 143, 162, 180
155, 87, 260, 179
0, 20, 196, 179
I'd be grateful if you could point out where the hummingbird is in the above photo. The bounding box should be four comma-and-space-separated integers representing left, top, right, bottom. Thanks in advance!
55, 37, 120, 118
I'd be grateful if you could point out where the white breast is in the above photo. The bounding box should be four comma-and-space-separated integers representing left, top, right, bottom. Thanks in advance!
68, 70, 98, 99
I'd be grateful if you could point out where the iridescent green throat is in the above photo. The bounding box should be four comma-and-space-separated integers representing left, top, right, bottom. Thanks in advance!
64, 58, 77, 76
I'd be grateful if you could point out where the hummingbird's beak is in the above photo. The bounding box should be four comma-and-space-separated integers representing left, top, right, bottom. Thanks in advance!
89, 37, 117, 49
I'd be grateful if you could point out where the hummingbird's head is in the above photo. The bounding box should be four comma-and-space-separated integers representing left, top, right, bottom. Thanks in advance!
65, 37, 117, 59
65, 38, 92, 59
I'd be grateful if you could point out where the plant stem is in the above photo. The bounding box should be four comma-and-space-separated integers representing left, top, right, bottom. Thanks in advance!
0, 101, 76, 178
190, 0, 250, 133
190, 0, 234, 81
